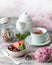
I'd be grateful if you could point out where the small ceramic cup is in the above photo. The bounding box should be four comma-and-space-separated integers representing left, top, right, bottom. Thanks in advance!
30, 27, 49, 44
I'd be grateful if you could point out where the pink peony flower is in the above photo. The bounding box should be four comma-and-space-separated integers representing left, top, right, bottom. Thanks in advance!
33, 47, 52, 62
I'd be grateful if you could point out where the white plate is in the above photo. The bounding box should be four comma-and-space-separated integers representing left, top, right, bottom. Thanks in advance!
25, 35, 51, 46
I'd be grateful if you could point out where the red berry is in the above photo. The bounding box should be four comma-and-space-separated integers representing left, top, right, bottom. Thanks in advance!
8, 45, 13, 51
8, 45, 19, 52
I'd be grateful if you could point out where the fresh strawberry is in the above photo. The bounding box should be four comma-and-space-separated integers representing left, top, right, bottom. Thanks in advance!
13, 41, 25, 50
13, 42, 19, 49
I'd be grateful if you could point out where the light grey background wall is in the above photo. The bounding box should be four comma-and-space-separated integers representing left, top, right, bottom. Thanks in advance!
0, 0, 52, 17
0, 0, 52, 30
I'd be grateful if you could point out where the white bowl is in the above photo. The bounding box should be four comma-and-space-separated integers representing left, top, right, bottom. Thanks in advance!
7, 46, 27, 57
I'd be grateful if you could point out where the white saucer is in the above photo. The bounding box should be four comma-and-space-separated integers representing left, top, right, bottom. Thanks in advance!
25, 35, 51, 46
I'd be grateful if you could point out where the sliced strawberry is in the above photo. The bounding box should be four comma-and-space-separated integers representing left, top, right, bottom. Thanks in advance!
13, 41, 24, 50
19, 41, 24, 45
13, 42, 19, 49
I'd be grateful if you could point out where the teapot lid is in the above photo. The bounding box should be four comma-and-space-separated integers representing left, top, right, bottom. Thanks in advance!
18, 12, 33, 22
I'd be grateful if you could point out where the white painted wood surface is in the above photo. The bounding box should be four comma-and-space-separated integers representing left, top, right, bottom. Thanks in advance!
0, 18, 52, 65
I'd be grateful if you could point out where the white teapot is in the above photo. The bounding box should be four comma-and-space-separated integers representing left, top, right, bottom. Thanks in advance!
16, 12, 34, 33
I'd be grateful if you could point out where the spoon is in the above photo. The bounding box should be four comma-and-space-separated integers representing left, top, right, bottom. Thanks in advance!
0, 49, 21, 65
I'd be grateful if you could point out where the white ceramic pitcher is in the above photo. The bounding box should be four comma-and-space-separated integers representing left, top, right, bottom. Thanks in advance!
16, 12, 34, 33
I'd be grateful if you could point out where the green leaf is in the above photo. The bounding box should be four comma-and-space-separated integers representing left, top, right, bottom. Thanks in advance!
21, 34, 28, 40
16, 33, 22, 40
23, 44, 26, 49
16, 33, 28, 40
19, 45, 25, 51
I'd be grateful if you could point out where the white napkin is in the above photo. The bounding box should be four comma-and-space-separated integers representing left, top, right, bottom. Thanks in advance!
0, 17, 10, 24
0, 47, 21, 65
